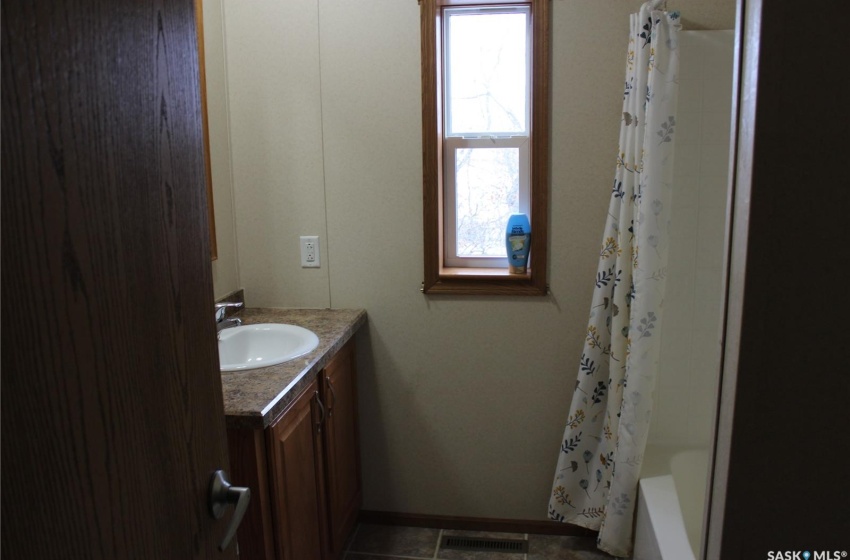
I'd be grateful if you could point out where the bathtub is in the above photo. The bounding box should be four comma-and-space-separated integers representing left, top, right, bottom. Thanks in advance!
633, 446, 710, 560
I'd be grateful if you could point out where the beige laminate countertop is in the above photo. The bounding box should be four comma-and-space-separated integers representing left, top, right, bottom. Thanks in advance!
221, 307, 366, 430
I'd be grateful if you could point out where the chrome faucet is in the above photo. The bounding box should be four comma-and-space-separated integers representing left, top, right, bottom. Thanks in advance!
215, 302, 243, 335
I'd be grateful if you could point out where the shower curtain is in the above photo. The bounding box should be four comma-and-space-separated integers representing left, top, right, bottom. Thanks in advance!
548, 2, 680, 557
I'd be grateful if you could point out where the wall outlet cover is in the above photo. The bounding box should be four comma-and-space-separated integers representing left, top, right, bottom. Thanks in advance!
300, 236, 320, 268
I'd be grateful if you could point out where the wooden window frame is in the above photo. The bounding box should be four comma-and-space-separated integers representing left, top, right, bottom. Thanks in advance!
421, 0, 550, 296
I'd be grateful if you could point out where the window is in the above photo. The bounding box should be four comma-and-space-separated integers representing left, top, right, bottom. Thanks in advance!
421, 0, 550, 295
444, 6, 530, 268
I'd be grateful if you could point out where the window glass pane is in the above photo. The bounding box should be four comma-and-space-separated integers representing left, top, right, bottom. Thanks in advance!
446, 10, 528, 135
455, 147, 519, 257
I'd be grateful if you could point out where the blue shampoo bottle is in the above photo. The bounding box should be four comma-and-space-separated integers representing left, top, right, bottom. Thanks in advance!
506, 213, 531, 274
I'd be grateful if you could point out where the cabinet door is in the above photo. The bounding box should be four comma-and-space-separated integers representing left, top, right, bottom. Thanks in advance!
267, 379, 328, 560
322, 340, 362, 557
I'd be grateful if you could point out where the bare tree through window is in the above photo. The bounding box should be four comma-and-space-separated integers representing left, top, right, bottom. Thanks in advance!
445, 8, 529, 260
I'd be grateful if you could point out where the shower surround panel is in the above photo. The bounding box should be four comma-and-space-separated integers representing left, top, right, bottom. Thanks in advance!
649, 30, 735, 447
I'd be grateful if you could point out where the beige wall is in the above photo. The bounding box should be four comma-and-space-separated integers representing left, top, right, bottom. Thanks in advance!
202, 0, 239, 299
206, 0, 735, 520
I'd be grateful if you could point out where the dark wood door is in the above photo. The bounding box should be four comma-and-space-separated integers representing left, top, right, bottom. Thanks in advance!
322, 340, 362, 559
267, 380, 327, 560
1, 1, 236, 558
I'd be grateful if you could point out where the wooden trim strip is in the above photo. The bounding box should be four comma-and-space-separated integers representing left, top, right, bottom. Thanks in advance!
194, 0, 218, 261
528, 0, 550, 297
421, 0, 442, 292
358, 510, 597, 537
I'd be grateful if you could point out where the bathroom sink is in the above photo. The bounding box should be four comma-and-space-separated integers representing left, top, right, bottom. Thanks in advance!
218, 323, 320, 372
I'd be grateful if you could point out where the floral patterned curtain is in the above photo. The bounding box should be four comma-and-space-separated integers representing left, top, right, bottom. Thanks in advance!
548, 3, 681, 557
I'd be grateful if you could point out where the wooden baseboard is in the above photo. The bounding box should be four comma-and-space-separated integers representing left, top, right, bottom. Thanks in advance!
358, 510, 597, 538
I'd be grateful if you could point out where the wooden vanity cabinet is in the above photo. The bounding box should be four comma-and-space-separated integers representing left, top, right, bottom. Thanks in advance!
320, 340, 362, 556
267, 378, 327, 560
228, 339, 361, 560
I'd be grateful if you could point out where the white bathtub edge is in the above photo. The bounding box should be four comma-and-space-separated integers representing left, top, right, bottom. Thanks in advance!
634, 475, 695, 560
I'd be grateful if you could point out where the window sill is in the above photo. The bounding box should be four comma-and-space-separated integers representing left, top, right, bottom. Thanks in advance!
423, 267, 547, 296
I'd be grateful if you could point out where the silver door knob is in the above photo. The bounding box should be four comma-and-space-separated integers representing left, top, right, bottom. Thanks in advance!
208, 469, 251, 551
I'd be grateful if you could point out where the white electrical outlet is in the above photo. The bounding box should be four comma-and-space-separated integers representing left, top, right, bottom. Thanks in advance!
300, 236, 320, 268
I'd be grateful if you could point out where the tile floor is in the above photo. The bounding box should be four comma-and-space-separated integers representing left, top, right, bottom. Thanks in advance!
343, 524, 615, 560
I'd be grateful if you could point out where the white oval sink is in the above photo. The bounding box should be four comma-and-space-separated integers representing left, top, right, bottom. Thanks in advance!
218, 323, 320, 372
